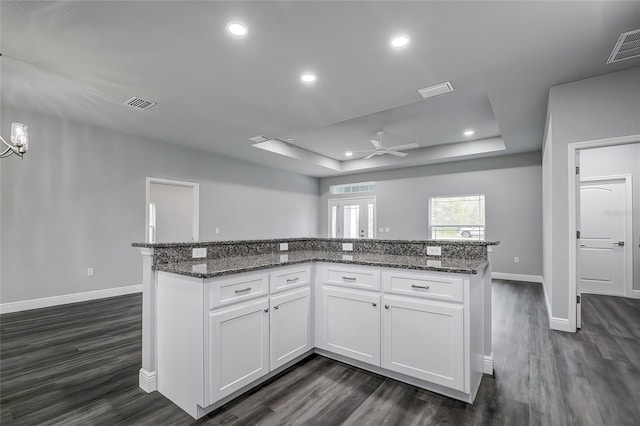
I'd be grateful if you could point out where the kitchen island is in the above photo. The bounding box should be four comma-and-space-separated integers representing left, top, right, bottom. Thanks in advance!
133, 238, 498, 419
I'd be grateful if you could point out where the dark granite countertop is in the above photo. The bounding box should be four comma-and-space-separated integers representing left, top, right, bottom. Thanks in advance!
154, 250, 489, 278
133, 237, 500, 248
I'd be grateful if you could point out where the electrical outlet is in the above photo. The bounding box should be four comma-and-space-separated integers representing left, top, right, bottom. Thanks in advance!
193, 248, 207, 258
280, 254, 289, 262
378, 227, 384, 233
427, 246, 442, 256
384, 227, 390, 233
215, 227, 220, 234
342, 243, 353, 251
87, 267, 94, 277
514, 256, 520, 264
280, 242, 289, 251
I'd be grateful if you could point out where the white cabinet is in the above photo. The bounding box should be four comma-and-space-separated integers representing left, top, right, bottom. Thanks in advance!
270, 287, 312, 369
382, 294, 464, 391
208, 298, 270, 404
321, 286, 381, 366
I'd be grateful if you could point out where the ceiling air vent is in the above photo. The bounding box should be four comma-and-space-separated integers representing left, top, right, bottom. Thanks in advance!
248, 135, 271, 143
418, 81, 454, 99
125, 96, 157, 110
607, 29, 640, 64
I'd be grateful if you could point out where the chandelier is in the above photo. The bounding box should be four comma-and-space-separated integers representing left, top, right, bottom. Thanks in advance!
1, 123, 29, 159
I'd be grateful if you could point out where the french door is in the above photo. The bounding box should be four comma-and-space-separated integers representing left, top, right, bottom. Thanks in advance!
328, 197, 376, 239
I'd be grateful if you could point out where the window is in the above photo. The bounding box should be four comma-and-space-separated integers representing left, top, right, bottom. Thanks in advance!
330, 181, 376, 195
328, 197, 376, 239
429, 195, 485, 240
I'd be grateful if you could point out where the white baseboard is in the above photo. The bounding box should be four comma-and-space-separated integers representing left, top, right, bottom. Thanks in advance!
0, 284, 142, 314
491, 272, 543, 283
483, 353, 494, 375
139, 368, 158, 393
541, 277, 575, 332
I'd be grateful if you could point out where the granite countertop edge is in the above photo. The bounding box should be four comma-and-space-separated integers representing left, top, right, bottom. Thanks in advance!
132, 238, 500, 248
155, 256, 489, 279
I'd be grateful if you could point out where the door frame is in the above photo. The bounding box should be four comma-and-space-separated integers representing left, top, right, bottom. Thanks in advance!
579, 174, 633, 298
146, 177, 200, 243
568, 134, 640, 331
327, 196, 377, 239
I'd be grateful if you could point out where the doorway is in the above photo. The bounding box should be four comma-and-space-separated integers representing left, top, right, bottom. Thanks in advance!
146, 178, 199, 243
328, 197, 376, 239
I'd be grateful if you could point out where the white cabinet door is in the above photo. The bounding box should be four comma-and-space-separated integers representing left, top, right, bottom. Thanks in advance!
321, 287, 381, 366
382, 295, 464, 391
209, 298, 269, 404
270, 287, 312, 369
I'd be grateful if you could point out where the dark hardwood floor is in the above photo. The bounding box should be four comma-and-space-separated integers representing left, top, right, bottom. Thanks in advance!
1, 281, 639, 425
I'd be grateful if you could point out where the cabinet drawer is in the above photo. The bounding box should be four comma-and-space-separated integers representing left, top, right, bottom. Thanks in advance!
322, 265, 380, 291
208, 273, 268, 309
382, 271, 463, 302
270, 265, 311, 294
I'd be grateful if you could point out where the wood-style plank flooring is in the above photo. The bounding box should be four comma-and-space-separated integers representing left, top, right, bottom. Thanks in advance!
1, 281, 639, 425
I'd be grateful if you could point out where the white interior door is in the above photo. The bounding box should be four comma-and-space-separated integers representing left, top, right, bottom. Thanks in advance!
579, 178, 628, 297
328, 197, 376, 239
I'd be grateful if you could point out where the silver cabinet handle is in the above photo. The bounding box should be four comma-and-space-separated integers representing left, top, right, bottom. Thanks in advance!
372, 302, 377, 307
235, 287, 252, 294
264, 308, 269, 313
286, 277, 300, 283
613, 241, 625, 247
411, 284, 430, 290
342, 276, 357, 281
384, 304, 390, 309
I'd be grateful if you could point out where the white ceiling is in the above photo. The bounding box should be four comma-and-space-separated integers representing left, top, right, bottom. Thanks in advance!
2, 1, 639, 177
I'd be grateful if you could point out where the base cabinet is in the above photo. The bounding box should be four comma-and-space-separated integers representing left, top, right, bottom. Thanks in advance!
321, 286, 381, 366
208, 298, 270, 404
382, 295, 464, 391
270, 287, 312, 369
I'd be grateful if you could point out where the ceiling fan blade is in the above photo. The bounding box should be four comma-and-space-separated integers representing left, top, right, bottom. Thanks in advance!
363, 152, 377, 160
386, 143, 419, 151
370, 139, 382, 148
386, 150, 408, 157
349, 149, 375, 153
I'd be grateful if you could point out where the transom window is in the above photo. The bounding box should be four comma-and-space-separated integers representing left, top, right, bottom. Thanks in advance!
330, 182, 375, 195
429, 195, 486, 240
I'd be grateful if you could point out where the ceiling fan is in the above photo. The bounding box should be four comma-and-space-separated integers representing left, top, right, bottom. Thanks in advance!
351, 131, 419, 159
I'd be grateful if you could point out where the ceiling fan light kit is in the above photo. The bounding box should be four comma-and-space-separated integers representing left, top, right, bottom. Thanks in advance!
1, 123, 30, 159
349, 131, 418, 160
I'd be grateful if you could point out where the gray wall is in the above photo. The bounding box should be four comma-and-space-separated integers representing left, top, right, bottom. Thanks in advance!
320, 152, 543, 276
544, 67, 640, 320
580, 143, 640, 291
1, 108, 320, 304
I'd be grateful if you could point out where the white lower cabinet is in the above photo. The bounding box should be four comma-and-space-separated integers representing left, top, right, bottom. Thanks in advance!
208, 298, 270, 404
321, 286, 381, 366
382, 294, 464, 391
270, 287, 311, 369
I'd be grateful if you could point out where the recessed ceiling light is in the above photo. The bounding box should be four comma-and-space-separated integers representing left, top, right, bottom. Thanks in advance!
227, 22, 248, 37
464, 129, 475, 137
390, 35, 410, 48
345, 151, 353, 157
300, 73, 317, 83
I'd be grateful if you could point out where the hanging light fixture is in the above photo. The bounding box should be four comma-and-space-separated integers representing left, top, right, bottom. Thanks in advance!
1, 123, 30, 159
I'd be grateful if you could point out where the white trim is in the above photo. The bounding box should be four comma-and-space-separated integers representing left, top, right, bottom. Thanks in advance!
0, 284, 142, 314
146, 177, 199, 243
568, 134, 640, 332
483, 353, 494, 375
139, 368, 158, 393
491, 272, 543, 283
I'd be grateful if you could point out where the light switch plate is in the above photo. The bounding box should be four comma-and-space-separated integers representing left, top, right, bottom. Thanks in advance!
192, 248, 207, 258
280, 243, 289, 251
342, 243, 353, 251
384, 227, 390, 233
426, 246, 442, 256
378, 227, 384, 233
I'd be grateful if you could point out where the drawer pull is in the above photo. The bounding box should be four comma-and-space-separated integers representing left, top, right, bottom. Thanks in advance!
274, 305, 279, 310
384, 304, 390, 310
411, 284, 430, 290
264, 308, 269, 313
234, 287, 252, 294
286, 277, 300, 283
342, 276, 357, 281
372, 302, 377, 307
